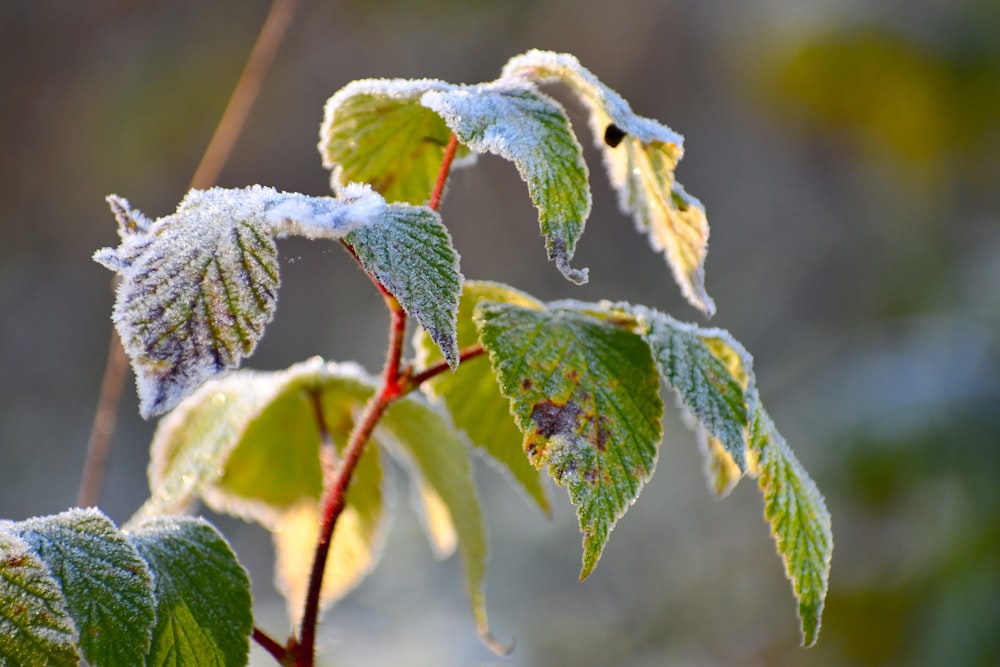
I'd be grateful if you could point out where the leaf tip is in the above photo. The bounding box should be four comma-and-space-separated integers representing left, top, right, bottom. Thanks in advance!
550, 238, 589, 284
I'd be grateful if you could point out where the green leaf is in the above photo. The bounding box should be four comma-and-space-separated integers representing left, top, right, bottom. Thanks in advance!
378, 395, 504, 653
127, 517, 252, 667
136, 370, 282, 523
141, 359, 389, 625
475, 301, 664, 578
95, 184, 392, 417
348, 205, 463, 366
319, 79, 475, 205
414, 280, 550, 514
422, 84, 592, 284
502, 50, 715, 315
750, 409, 833, 647
15, 509, 155, 666
629, 306, 754, 473
0, 527, 78, 666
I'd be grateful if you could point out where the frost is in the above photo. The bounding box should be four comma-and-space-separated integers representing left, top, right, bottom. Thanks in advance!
319, 78, 477, 205
750, 408, 833, 647
15, 508, 156, 666
474, 301, 664, 579
501, 49, 715, 316
422, 82, 592, 284
95, 186, 393, 417
348, 204, 463, 366
127, 516, 252, 666
0, 527, 79, 666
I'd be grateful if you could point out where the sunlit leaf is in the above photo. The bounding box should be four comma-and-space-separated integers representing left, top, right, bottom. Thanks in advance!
319, 79, 475, 205
348, 205, 462, 366
379, 395, 504, 653
475, 301, 664, 578
141, 359, 389, 625
629, 306, 754, 472
749, 409, 833, 647
697, 433, 743, 498
502, 50, 715, 315
127, 517, 252, 667
414, 280, 550, 514
16, 509, 155, 666
0, 527, 78, 666
423, 83, 591, 284
94, 184, 389, 417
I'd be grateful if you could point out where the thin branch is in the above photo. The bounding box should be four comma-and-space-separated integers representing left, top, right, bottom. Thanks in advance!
253, 626, 290, 663
79, 0, 298, 508
76, 330, 128, 507
429, 133, 460, 211
190, 0, 299, 190
405, 343, 485, 390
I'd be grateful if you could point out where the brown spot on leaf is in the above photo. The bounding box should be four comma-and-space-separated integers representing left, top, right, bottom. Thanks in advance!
596, 418, 611, 451
531, 399, 582, 438
565, 368, 580, 383
521, 378, 534, 391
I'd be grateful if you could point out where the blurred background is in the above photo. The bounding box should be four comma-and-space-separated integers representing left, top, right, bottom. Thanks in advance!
2, 0, 999, 665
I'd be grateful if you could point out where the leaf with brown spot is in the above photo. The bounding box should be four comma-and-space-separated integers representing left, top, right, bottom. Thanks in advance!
474, 301, 663, 578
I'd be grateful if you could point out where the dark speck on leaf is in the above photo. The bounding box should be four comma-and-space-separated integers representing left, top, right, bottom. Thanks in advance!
604, 124, 626, 148
531, 399, 582, 439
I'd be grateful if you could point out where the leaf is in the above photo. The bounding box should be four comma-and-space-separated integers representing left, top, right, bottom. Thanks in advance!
422, 83, 592, 284
15, 509, 155, 666
319, 79, 475, 205
0, 527, 79, 666
348, 205, 463, 367
474, 301, 664, 578
127, 517, 252, 667
136, 370, 282, 522
378, 395, 504, 653
414, 280, 550, 515
501, 50, 715, 315
629, 306, 754, 473
94, 184, 389, 417
142, 359, 389, 625
750, 409, 833, 647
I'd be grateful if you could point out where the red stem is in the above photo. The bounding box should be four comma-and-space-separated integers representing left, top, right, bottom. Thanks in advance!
253, 627, 289, 663
406, 343, 485, 390
292, 131, 462, 667
429, 133, 459, 211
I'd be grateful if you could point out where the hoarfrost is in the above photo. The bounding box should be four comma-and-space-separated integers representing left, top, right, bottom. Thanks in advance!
95, 185, 390, 417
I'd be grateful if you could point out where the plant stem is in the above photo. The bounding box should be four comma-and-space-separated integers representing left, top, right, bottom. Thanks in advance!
253, 627, 290, 664
292, 131, 462, 667
405, 343, 485, 390
78, 0, 299, 508
429, 133, 460, 211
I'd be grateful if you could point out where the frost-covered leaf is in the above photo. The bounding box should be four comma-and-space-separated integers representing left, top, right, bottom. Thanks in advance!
15, 509, 155, 666
698, 433, 744, 498
378, 395, 503, 652
94, 184, 388, 417
475, 301, 664, 578
348, 205, 462, 366
629, 306, 754, 474
414, 281, 550, 514
423, 83, 591, 284
128, 517, 252, 667
502, 50, 715, 315
750, 409, 832, 647
0, 527, 78, 666
319, 79, 475, 205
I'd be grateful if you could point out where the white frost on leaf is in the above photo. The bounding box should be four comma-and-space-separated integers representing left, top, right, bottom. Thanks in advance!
501, 49, 715, 316
421, 82, 592, 284
95, 185, 389, 417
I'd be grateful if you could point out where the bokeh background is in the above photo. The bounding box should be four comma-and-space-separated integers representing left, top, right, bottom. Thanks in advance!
2, 1, 999, 665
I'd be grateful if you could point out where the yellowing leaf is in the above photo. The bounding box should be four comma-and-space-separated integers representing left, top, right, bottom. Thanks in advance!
502, 50, 715, 315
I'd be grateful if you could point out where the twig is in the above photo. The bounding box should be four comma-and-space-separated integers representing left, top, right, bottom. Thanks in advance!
253, 626, 290, 663
78, 0, 299, 508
